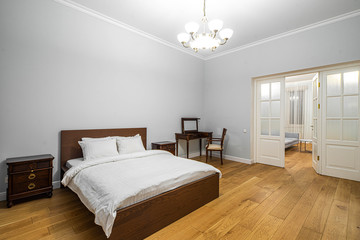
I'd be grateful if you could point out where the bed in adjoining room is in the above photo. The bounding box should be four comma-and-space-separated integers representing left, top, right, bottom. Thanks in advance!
285, 132, 299, 149
60, 127, 221, 240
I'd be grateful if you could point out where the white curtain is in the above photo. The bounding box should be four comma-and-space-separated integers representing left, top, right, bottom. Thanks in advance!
285, 81, 312, 139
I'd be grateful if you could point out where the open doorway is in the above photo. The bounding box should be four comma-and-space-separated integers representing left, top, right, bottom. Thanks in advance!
253, 61, 360, 181
284, 73, 317, 169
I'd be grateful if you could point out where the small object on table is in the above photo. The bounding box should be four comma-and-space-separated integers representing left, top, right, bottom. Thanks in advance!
6, 154, 54, 208
152, 141, 176, 155
299, 139, 312, 152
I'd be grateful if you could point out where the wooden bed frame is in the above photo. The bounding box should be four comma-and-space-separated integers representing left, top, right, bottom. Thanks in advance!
60, 128, 219, 240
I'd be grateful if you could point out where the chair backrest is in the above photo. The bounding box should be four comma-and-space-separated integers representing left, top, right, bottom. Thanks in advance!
221, 128, 227, 147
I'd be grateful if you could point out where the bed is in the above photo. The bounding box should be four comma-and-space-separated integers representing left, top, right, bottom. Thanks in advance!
60, 128, 220, 240
285, 132, 299, 149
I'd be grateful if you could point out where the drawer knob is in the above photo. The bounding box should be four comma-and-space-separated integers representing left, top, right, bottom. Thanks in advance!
28, 183, 36, 190
28, 173, 36, 180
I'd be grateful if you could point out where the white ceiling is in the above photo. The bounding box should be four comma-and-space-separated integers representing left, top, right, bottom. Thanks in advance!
68, 0, 360, 58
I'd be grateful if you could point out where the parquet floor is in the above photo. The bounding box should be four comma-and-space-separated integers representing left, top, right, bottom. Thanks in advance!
0, 147, 359, 240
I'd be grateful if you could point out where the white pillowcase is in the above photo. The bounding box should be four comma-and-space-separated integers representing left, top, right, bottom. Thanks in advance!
116, 135, 145, 154
81, 137, 113, 141
113, 134, 139, 140
79, 138, 119, 161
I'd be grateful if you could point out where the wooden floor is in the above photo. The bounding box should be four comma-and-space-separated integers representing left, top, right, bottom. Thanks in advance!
0, 148, 359, 240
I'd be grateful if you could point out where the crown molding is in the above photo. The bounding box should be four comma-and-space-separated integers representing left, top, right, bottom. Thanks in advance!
53, 0, 205, 60
205, 9, 360, 60
53, 0, 359, 62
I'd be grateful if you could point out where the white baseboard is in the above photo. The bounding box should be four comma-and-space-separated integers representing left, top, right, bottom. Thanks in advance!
0, 191, 5, 201
178, 151, 253, 165
53, 181, 61, 189
178, 151, 206, 159
0, 180, 62, 201
211, 152, 253, 164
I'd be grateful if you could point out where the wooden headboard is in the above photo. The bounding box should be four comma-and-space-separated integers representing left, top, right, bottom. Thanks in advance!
60, 128, 147, 169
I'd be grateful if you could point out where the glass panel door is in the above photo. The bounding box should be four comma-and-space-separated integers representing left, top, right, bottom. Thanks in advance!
322, 67, 360, 181
312, 73, 320, 173
256, 78, 285, 167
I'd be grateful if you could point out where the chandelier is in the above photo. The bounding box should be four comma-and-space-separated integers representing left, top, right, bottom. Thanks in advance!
177, 0, 233, 52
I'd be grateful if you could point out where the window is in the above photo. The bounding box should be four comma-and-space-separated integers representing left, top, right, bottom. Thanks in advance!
289, 90, 304, 124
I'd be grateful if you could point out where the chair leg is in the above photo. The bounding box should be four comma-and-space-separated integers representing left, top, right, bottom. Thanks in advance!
220, 151, 223, 165
206, 150, 208, 163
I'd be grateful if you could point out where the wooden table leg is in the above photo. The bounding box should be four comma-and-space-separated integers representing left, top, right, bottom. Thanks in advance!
186, 139, 189, 159
209, 133, 213, 158
199, 139, 202, 156
176, 139, 179, 156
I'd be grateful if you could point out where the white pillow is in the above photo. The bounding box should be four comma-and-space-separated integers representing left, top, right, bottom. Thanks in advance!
113, 134, 139, 140
82, 135, 139, 142
79, 138, 119, 160
116, 135, 145, 154
81, 136, 113, 141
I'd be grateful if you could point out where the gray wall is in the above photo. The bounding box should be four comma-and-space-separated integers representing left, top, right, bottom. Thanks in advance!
203, 15, 360, 160
0, 0, 204, 194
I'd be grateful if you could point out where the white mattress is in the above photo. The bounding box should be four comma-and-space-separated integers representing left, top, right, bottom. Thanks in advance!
61, 150, 221, 238
66, 158, 84, 168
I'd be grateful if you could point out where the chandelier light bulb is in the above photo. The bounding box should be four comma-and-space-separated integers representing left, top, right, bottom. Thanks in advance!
185, 22, 200, 33
190, 33, 220, 50
219, 28, 234, 39
177, 33, 190, 43
208, 19, 223, 32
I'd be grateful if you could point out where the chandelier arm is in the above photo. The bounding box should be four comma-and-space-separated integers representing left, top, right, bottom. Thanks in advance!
219, 38, 228, 45
190, 32, 196, 40
181, 42, 190, 48
212, 30, 218, 39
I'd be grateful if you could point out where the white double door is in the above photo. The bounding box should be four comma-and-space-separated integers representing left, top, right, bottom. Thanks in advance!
255, 66, 360, 181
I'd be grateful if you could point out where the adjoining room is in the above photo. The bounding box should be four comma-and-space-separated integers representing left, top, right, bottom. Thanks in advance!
285, 73, 317, 169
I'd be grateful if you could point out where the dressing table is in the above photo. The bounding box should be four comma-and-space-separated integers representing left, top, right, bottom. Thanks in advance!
175, 118, 212, 158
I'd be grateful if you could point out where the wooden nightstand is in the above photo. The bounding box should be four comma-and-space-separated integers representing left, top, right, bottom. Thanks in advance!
152, 141, 176, 155
6, 154, 54, 208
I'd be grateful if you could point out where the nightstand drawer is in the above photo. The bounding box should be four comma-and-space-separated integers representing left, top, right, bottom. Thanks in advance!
11, 160, 51, 173
161, 144, 175, 151
12, 169, 50, 184
152, 142, 176, 155
11, 178, 50, 194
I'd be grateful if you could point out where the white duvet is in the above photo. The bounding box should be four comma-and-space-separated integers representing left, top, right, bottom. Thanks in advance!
61, 150, 221, 238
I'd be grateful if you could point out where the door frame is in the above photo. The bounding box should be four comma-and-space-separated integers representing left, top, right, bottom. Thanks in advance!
251, 60, 360, 169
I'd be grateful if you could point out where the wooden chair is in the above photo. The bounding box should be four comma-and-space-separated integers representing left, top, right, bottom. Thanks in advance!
206, 128, 227, 165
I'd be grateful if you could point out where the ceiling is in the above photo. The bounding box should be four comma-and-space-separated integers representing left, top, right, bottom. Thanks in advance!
67, 0, 360, 59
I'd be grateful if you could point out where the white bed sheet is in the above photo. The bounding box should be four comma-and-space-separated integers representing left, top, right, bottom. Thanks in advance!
61, 150, 221, 238
65, 158, 84, 168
